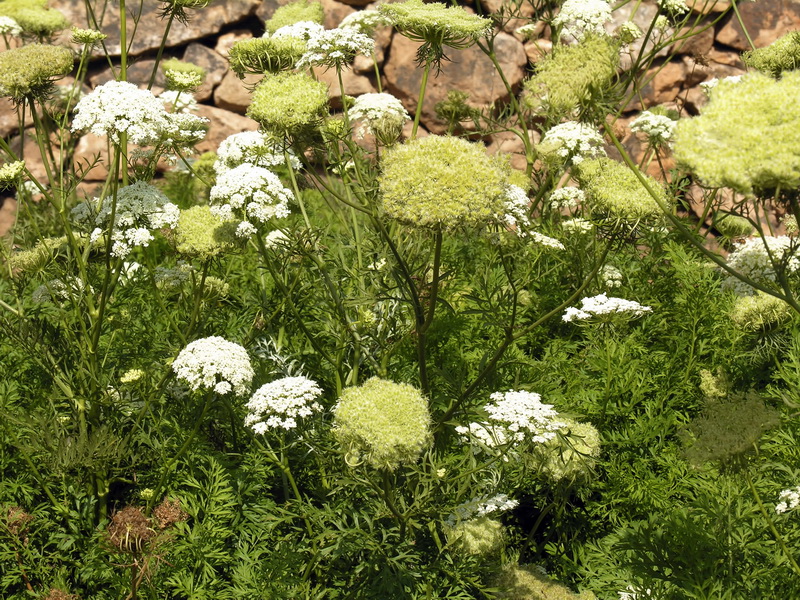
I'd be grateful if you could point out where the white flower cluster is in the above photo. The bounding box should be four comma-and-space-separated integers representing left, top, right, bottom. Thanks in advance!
722, 236, 800, 296
514, 23, 539, 40
562, 217, 594, 235
348, 93, 410, 139
600, 265, 623, 288
297, 27, 374, 68
455, 421, 509, 451
776, 485, 800, 514
538, 121, 606, 166
245, 376, 324, 434
552, 0, 613, 41
72, 81, 207, 146
500, 184, 531, 232
339, 9, 390, 35
81, 181, 180, 258
209, 163, 293, 238
530, 231, 566, 250
214, 131, 297, 175
445, 494, 519, 527
563, 293, 652, 322
0, 16, 21, 36
172, 336, 254, 396
630, 111, 676, 144
271, 20, 325, 41
550, 187, 585, 210
159, 90, 198, 114
700, 75, 742, 94
484, 390, 565, 444
658, 0, 689, 16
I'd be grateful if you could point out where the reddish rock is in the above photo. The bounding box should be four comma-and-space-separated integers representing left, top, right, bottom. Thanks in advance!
707, 47, 745, 68
487, 129, 538, 172
194, 105, 259, 155
213, 72, 261, 114
0, 197, 17, 237
716, 0, 800, 51
312, 66, 376, 109
482, 0, 536, 34
353, 26, 393, 75
626, 60, 687, 110
215, 30, 253, 58
72, 133, 110, 181
524, 39, 551, 64
686, 0, 730, 14
383, 32, 527, 134
182, 43, 228, 103
90, 59, 167, 94
321, 0, 356, 28
670, 20, 716, 56
50, 0, 260, 56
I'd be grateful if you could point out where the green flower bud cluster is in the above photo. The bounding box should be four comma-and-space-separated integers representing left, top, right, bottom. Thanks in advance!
6, 235, 67, 276
379, 135, 510, 230
673, 72, 800, 196
0, 160, 25, 186
70, 26, 106, 46
575, 157, 666, 221
713, 213, 753, 239
0, 0, 69, 38
742, 32, 800, 78
729, 292, 791, 332
174, 205, 239, 258
247, 71, 329, 137
446, 516, 504, 556
494, 563, 598, 600
264, 0, 324, 35
522, 35, 618, 118
698, 368, 728, 399
0, 43, 73, 100
379, 0, 490, 49
228, 37, 306, 76
537, 418, 601, 484
333, 377, 432, 470
161, 58, 206, 92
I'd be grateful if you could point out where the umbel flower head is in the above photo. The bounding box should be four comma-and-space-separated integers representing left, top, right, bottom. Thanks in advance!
172, 336, 254, 396
721, 235, 800, 296
174, 205, 238, 258
537, 121, 606, 167
575, 157, 667, 222
339, 9, 390, 36
0, 43, 73, 100
743, 32, 800, 78
161, 57, 205, 92
379, 135, 510, 230
247, 71, 329, 137
535, 418, 601, 484
214, 130, 295, 174
673, 71, 800, 196
0, 160, 25, 187
522, 35, 618, 118
349, 92, 410, 143
446, 517, 505, 556
228, 37, 306, 76
333, 377, 432, 470
264, 0, 324, 35
0, 16, 22, 36
562, 293, 652, 322
0, 0, 69, 38
729, 292, 792, 332
494, 563, 597, 600
379, 0, 491, 65
552, 0, 613, 41
70, 27, 106, 46
245, 376, 324, 434
296, 27, 374, 70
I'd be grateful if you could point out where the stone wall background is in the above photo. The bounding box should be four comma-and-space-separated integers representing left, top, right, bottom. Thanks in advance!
0, 0, 792, 233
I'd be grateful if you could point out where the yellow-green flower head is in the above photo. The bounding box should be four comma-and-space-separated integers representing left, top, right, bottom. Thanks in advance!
70, 26, 105, 46
494, 563, 598, 600
522, 35, 618, 118
265, 0, 324, 35
673, 72, 800, 196
713, 213, 753, 239
380, 0, 490, 48
537, 418, 601, 484
0, 0, 69, 38
784, 213, 798, 234
247, 71, 329, 137
446, 517, 504, 556
174, 205, 239, 258
379, 135, 510, 230
333, 377, 432, 470
729, 292, 791, 332
699, 368, 728, 399
228, 37, 306, 76
0, 160, 25, 186
0, 43, 73, 100
742, 32, 800, 78
161, 58, 205, 92
6, 235, 66, 276
575, 157, 666, 221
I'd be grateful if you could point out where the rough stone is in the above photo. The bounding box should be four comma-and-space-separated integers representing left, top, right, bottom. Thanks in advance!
194, 105, 259, 155
0, 197, 17, 237
182, 43, 228, 103
670, 20, 716, 56
487, 129, 538, 172
686, 0, 731, 14
215, 30, 253, 58
353, 26, 392, 75
482, 0, 536, 34
313, 66, 376, 109
383, 32, 527, 134
50, 0, 261, 56
612, 2, 672, 70
524, 39, 551, 64
90, 59, 167, 94
213, 71, 262, 114
72, 133, 111, 182
716, 0, 800, 51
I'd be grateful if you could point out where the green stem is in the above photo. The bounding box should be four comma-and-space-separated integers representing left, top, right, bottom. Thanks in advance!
148, 12, 175, 90
411, 60, 431, 140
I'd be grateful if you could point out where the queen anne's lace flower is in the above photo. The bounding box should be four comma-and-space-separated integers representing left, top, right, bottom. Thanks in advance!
562, 217, 594, 234
297, 27, 374, 69
209, 163, 293, 236
658, 0, 689, 16
339, 10, 390, 36
776, 485, 800, 514
722, 235, 800, 296
553, 0, 612, 41
538, 121, 606, 166
484, 390, 565, 444
159, 90, 198, 114
0, 16, 21, 36
271, 20, 325, 41
214, 131, 297, 174
600, 265, 623, 288
245, 376, 323, 433
446, 494, 519, 527
0, 160, 25, 187
562, 293, 652, 321
172, 336, 254, 396
549, 187, 585, 210
348, 93, 410, 140
630, 110, 676, 145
